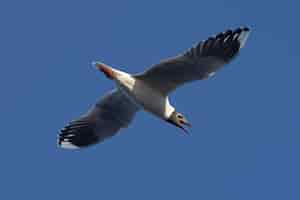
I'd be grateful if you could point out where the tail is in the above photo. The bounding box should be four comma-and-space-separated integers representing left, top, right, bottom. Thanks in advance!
92, 61, 116, 79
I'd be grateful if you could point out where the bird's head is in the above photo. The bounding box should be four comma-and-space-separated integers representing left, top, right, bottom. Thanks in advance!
166, 111, 191, 134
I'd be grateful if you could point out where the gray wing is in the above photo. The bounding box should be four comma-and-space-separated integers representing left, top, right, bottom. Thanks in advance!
58, 89, 139, 149
135, 27, 250, 95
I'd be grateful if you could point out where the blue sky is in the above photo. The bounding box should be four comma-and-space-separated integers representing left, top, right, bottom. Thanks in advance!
1, 0, 299, 199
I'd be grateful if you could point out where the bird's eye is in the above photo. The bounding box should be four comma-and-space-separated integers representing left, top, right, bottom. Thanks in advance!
177, 115, 183, 119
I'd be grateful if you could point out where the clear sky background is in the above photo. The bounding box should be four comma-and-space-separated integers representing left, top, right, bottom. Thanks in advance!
1, 0, 299, 199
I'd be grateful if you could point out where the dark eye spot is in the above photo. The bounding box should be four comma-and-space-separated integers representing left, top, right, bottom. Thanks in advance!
177, 115, 183, 119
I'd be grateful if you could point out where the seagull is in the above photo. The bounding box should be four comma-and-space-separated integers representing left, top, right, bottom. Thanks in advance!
58, 26, 250, 149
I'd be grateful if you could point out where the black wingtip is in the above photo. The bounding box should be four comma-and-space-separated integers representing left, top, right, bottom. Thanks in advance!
235, 26, 251, 48
243, 27, 250, 32
58, 121, 98, 149
58, 129, 80, 150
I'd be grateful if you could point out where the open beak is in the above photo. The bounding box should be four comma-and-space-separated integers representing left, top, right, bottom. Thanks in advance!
179, 125, 189, 134
184, 121, 192, 128
166, 118, 192, 135
179, 120, 192, 135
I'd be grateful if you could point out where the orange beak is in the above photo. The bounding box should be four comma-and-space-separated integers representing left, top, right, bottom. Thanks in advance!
94, 62, 115, 79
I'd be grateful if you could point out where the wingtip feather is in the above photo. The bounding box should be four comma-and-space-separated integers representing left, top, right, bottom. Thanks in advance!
237, 26, 251, 48
58, 132, 80, 149
58, 140, 80, 149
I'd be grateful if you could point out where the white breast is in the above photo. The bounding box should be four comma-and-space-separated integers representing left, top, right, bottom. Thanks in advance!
115, 74, 174, 119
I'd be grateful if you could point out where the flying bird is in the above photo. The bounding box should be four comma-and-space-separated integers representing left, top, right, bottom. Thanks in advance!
58, 26, 250, 149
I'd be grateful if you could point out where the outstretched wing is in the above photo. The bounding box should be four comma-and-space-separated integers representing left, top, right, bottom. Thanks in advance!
58, 89, 139, 149
135, 27, 250, 95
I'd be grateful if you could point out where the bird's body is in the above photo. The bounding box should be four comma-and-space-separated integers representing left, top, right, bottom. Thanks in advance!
109, 67, 175, 119
58, 26, 251, 149
122, 79, 175, 119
